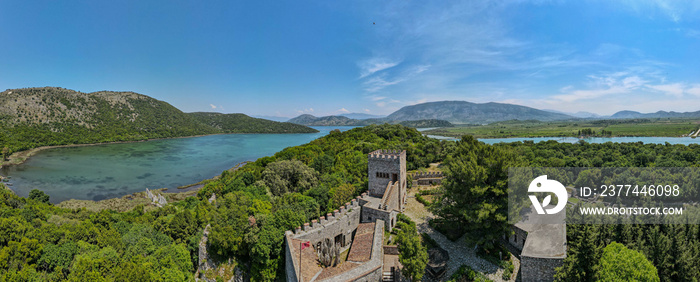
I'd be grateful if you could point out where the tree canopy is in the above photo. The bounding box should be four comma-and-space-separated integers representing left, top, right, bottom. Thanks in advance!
596, 242, 659, 282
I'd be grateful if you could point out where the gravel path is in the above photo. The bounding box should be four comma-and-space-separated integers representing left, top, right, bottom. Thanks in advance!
404, 191, 520, 282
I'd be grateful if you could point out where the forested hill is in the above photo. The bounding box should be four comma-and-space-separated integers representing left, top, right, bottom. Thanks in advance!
188, 112, 318, 133
0, 87, 316, 155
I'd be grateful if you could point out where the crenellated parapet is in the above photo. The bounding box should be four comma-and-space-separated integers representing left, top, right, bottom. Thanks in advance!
413, 171, 444, 187
289, 193, 370, 237
368, 149, 406, 160
412, 171, 444, 179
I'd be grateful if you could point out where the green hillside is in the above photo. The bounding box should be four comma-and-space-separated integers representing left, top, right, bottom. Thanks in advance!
188, 112, 318, 133
0, 87, 316, 158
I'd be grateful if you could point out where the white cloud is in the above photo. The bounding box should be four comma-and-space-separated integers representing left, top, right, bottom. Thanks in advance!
407, 98, 428, 105
687, 84, 700, 96
622, 76, 646, 88
552, 71, 649, 103
358, 58, 401, 78
295, 108, 315, 114
552, 86, 631, 103
363, 75, 405, 92
338, 108, 350, 113
647, 83, 685, 97
363, 108, 371, 113
350, 1, 700, 115
362, 64, 431, 93
209, 104, 217, 109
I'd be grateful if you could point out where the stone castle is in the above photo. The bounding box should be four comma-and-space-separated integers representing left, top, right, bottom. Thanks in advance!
285, 149, 407, 282
283, 148, 566, 282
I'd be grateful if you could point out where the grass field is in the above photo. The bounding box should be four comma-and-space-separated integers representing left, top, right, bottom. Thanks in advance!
423, 118, 700, 138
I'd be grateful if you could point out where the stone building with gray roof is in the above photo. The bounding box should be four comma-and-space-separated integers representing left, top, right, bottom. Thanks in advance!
508, 206, 567, 282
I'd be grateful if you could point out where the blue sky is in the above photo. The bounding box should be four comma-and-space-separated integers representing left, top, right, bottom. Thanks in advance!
1, 1, 699, 117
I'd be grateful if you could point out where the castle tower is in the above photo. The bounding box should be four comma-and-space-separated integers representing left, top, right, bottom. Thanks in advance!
368, 149, 407, 210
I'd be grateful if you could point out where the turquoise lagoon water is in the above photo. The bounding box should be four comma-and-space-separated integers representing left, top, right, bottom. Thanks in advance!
1, 126, 355, 203
4, 126, 700, 203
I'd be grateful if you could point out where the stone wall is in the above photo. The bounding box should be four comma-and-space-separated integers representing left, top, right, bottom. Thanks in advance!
291, 199, 363, 251
361, 204, 397, 232
285, 196, 369, 282
285, 231, 300, 282
520, 256, 564, 282
413, 172, 444, 186
509, 225, 528, 251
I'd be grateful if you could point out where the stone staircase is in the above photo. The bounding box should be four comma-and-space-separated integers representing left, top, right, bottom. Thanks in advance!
382, 270, 395, 282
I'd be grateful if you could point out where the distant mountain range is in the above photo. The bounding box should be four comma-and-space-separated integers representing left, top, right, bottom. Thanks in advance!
287, 114, 452, 127
543, 109, 601, 119
289, 101, 700, 126
290, 101, 576, 126
384, 101, 574, 123
609, 110, 700, 119
544, 109, 700, 119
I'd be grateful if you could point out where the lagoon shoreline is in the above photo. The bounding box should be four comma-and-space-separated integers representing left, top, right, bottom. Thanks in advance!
0, 133, 231, 169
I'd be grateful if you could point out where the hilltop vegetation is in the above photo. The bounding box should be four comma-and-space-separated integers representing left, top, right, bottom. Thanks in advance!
0, 87, 317, 160
189, 112, 318, 133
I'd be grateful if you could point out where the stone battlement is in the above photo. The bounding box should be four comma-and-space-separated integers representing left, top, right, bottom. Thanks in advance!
368, 149, 406, 159
289, 192, 371, 238
413, 171, 444, 179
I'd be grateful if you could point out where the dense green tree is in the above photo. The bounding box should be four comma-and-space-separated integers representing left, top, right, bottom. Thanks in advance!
329, 183, 355, 210
262, 160, 319, 196
395, 215, 428, 281
0, 238, 42, 270
555, 225, 601, 282
37, 242, 78, 273
596, 242, 659, 282
1, 146, 8, 161
27, 190, 49, 204
167, 209, 197, 243
113, 259, 151, 282
432, 135, 523, 251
